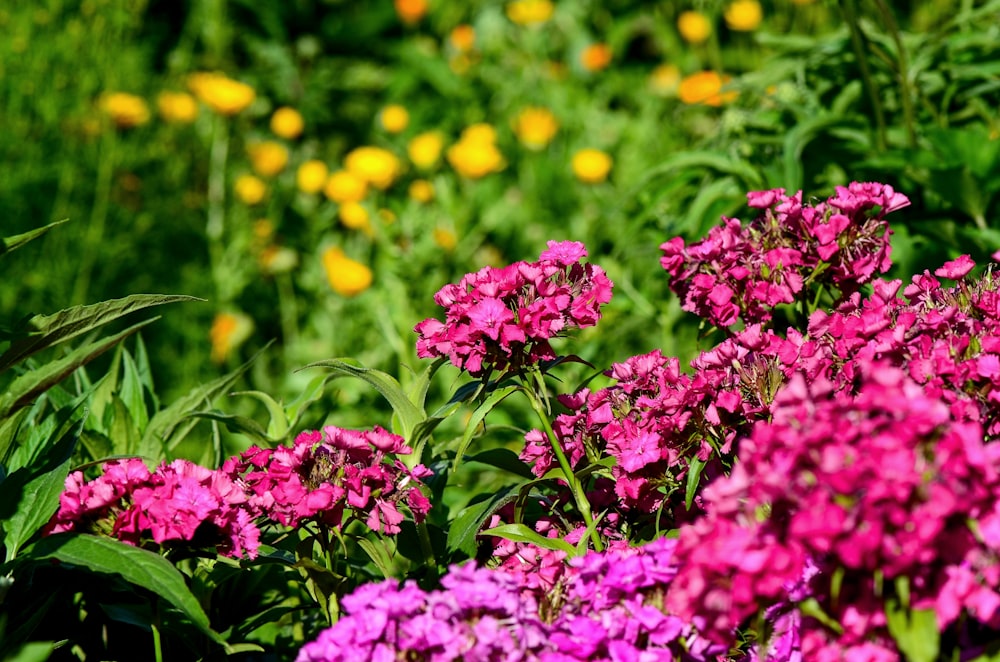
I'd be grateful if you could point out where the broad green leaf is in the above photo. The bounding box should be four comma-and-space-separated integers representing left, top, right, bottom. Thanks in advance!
284, 372, 335, 430
446, 487, 517, 559
188, 411, 273, 445
20, 533, 224, 645
0, 219, 69, 259
406, 357, 448, 413
108, 396, 140, 456
885, 602, 939, 662
0, 409, 31, 471
1, 455, 72, 561
782, 114, 853, 190
356, 537, 397, 579
452, 385, 519, 473
139, 343, 269, 460
0, 317, 158, 422
629, 151, 764, 196
466, 448, 535, 479
1, 641, 55, 662
685, 456, 708, 510
479, 523, 576, 555
304, 359, 424, 439
0, 294, 200, 375
230, 390, 288, 441
120, 350, 150, 435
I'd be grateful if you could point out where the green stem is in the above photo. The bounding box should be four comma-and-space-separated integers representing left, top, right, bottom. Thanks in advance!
523, 369, 603, 552
841, 0, 888, 151
276, 271, 299, 369
73, 128, 118, 305
206, 114, 230, 303
151, 609, 164, 662
871, 0, 918, 148
416, 520, 437, 570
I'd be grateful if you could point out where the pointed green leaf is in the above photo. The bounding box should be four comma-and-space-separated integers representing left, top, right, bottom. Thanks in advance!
466, 449, 535, 479
0, 294, 201, 375
0, 219, 69, 258
303, 359, 424, 437
480, 523, 576, 555
1, 456, 72, 561
885, 602, 939, 662
2, 641, 55, 662
284, 373, 335, 430
406, 357, 448, 412
446, 487, 517, 559
20, 533, 224, 645
356, 538, 397, 579
108, 396, 140, 456
120, 350, 150, 435
452, 385, 519, 472
685, 456, 708, 510
0, 317, 158, 422
230, 390, 288, 441
187, 411, 273, 445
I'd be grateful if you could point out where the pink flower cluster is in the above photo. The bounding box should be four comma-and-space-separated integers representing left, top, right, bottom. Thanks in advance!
297, 538, 724, 662
47, 425, 432, 555
660, 182, 909, 328
224, 425, 432, 535
415, 241, 613, 377
47, 457, 260, 558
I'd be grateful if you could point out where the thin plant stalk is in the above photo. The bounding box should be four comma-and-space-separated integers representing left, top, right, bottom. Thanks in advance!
841, 0, 888, 151
206, 113, 230, 304
871, 0, 918, 148
73, 127, 118, 305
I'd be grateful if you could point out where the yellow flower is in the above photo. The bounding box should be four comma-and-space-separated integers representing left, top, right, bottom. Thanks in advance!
450, 24, 475, 52
506, 0, 554, 25
324, 169, 368, 204
235, 174, 267, 205
156, 91, 198, 123
344, 146, 401, 190
296, 160, 329, 194
409, 179, 435, 203
447, 126, 504, 179
247, 141, 289, 177
677, 11, 712, 44
270, 106, 304, 139
580, 44, 612, 72
379, 105, 410, 133
572, 148, 612, 184
724, 0, 762, 31
513, 107, 559, 151
338, 202, 371, 232
394, 0, 428, 24
258, 245, 298, 275
649, 64, 681, 96
100, 92, 149, 129
408, 131, 445, 169
322, 247, 373, 297
433, 227, 457, 251
253, 219, 275, 243
187, 72, 255, 116
678, 71, 737, 106
210, 311, 253, 364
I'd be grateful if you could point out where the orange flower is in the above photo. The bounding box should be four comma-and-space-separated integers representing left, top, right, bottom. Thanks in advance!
408, 131, 445, 170
409, 179, 435, 203
580, 44, 612, 72
678, 71, 737, 106
447, 125, 505, 178
513, 107, 559, 151
322, 248, 373, 297
449, 24, 476, 52
394, 0, 428, 24
324, 170, 368, 204
210, 311, 253, 364
187, 72, 255, 116
344, 146, 401, 190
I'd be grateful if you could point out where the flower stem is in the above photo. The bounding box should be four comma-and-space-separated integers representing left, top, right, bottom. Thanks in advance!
206, 113, 230, 303
841, 0, 888, 151
73, 128, 117, 305
523, 368, 604, 552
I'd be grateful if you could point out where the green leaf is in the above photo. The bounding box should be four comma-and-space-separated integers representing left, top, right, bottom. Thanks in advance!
356, 538, 397, 579
479, 523, 576, 555
1, 455, 72, 561
0, 317, 159, 422
782, 114, 855, 190
629, 151, 764, 196
452, 385, 519, 473
0, 219, 69, 259
466, 448, 535, 479
283, 373, 335, 430
406, 357, 448, 413
885, 603, 939, 662
685, 456, 708, 510
446, 487, 517, 559
0, 294, 201, 375
230, 390, 288, 441
303, 359, 424, 439
19, 533, 224, 645
1, 641, 55, 662
119, 349, 150, 435
187, 410, 273, 445
139, 343, 269, 460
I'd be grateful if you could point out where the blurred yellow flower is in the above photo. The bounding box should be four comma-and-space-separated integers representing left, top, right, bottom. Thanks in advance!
253, 219, 275, 243
296, 160, 329, 194
572, 148, 612, 184
408, 131, 445, 169
649, 63, 681, 96
235, 174, 267, 205
338, 202, 371, 233
322, 247, 373, 297
379, 104, 410, 133
100, 92, 149, 129
258, 245, 298, 275
210, 311, 253, 364
188, 72, 255, 116
247, 141, 289, 177
344, 146, 401, 190
156, 91, 198, 123
449, 24, 476, 52
379, 208, 397, 224
514, 107, 559, 151
581, 43, 612, 72
394, 0, 428, 24
270, 106, 304, 139
678, 71, 737, 106
434, 227, 457, 251
506, 0, 554, 25
447, 126, 505, 179
677, 11, 711, 44
724, 0, 763, 31
409, 179, 435, 203
324, 169, 368, 204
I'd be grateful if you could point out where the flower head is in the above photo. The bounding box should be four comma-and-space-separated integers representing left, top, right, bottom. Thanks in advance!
322, 247, 373, 297
408, 131, 445, 170
100, 92, 150, 129
296, 160, 329, 194
678, 71, 736, 106
394, 0, 428, 24
234, 174, 267, 205
447, 126, 505, 178
580, 43, 612, 72
156, 91, 198, 123
379, 104, 410, 133
247, 141, 289, 177
270, 106, 304, 139
344, 146, 401, 190
724, 0, 763, 31
506, 0, 554, 25
210, 311, 254, 363
677, 11, 712, 44
571, 148, 613, 184
323, 169, 368, 204
187, 72, 255, 116
513, 107, 559, 151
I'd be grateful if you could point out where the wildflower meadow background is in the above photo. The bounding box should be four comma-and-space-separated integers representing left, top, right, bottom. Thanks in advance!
3, 0, 1000, 660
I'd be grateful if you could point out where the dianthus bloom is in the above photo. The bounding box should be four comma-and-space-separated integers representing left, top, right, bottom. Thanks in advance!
661, 182, 909, 328
415, 241, 613, 377
224, 426, 431, 534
